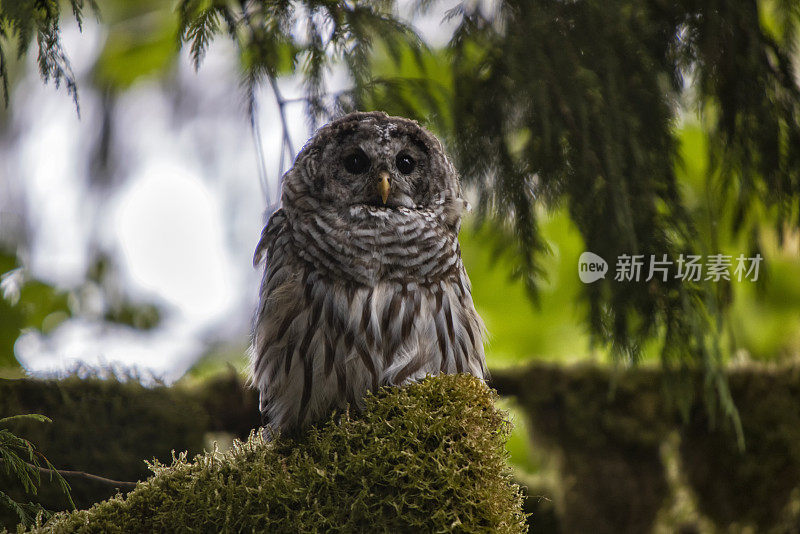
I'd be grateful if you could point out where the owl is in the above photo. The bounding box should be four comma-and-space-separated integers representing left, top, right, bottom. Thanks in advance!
251, 111, 487, 435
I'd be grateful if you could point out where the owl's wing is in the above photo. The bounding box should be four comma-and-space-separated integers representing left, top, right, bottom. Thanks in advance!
252, 207, 301, 429
253, 208, 288, 267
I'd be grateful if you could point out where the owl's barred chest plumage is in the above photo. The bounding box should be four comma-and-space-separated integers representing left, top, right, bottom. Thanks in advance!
251, 111, 487, 434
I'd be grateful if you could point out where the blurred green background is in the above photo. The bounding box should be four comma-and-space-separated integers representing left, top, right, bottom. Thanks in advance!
2, 0, 800, 532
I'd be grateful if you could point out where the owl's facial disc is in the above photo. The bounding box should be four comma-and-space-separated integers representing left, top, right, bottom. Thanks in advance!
338, 146, 415, 209
306, 115, 454, 213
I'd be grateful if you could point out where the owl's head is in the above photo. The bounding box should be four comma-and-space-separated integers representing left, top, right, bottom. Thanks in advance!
283, 112, 465, 221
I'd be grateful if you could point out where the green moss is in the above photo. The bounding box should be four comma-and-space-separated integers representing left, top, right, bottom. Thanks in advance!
493, 363, 800, 533
0, 370, 261, 530
29, 375, 527, 533
679, 365, 800, 529
495, 364, 670, 534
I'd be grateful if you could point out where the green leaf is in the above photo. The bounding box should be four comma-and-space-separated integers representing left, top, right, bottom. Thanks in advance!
0, 414, 53, 426
17, 281, 71, 333
93, 2, 179, 89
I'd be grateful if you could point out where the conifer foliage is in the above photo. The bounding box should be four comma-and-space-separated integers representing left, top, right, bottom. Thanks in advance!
0, 0, 96, 109
443, 0, 800, 369
2, 0, 799, 404
0, 415, 73, 528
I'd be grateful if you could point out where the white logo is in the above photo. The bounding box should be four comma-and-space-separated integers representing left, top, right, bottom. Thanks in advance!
578, 252, 608, 283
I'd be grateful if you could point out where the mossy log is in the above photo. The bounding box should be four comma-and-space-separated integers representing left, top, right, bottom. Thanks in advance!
26, 375, 527, 533
0, 370, 261, 530
492, 363, 800, 533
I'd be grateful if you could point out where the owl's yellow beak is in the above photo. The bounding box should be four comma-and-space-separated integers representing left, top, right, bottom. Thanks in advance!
378, 170, 391, 205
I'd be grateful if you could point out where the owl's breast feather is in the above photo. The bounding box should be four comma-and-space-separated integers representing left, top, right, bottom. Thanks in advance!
288, 204, 461, 285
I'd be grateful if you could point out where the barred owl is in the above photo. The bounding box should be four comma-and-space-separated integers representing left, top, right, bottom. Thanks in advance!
251, 111, 487, 435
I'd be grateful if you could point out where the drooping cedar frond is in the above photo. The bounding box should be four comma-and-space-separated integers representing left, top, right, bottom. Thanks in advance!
0, 0, 97, 110
4, 0, 800, 428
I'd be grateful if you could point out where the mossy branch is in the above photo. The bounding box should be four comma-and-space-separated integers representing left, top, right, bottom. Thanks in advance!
27, 375, 528, 533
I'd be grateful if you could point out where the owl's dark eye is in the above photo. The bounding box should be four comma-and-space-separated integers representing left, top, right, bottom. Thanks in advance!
343, 149, 370, 174
396, 153, 416, 174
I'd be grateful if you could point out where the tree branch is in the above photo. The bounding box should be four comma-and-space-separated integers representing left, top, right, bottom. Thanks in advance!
237, 1, 296, 207
267, 74, 296, 165
487, 368, 523, 398
24, 461, 138, 489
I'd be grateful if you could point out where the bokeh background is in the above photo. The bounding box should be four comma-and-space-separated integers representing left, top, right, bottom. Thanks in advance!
2, 1, 800, 532
0, 1, 603, 384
